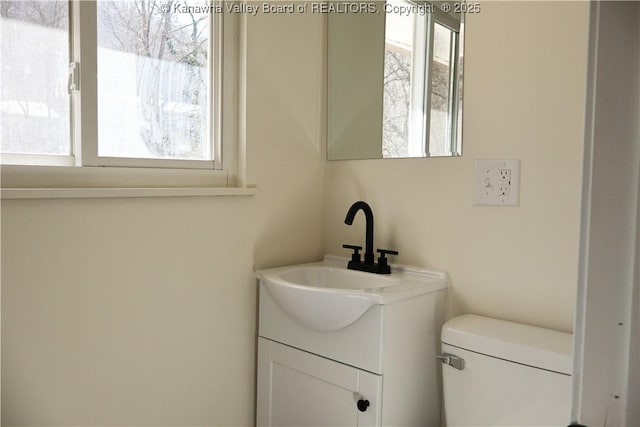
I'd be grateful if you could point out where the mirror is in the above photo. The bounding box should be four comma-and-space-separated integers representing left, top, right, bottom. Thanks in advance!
327, 1, 465, 160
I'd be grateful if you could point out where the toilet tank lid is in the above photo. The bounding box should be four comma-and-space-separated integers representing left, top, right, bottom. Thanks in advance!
441, 314, 573, 375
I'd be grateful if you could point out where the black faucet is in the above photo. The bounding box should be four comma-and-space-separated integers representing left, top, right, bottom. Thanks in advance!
343, 201, 398, 274
344, 201, 375, 264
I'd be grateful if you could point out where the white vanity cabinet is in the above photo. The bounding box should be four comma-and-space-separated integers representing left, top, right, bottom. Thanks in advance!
255, 256, 448, 427
257, 338, 382, 426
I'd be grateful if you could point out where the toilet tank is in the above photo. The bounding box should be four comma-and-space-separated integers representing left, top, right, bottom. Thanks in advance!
440, 315, 572, 427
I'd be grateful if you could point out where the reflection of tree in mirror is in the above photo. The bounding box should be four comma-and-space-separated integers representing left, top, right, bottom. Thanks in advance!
382, 49, 411, 158
98, 0, 208, 158
431, 61, 450, 111
382, 43, 455, 158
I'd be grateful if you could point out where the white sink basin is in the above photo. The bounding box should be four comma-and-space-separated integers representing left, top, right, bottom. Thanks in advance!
279, 265, 399, 290
257, 255, 448, 332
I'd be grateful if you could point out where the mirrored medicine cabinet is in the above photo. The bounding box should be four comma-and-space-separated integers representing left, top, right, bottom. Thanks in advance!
327, 0, 465, 160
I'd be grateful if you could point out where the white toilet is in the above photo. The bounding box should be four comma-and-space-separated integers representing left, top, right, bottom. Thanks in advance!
439, 314, 573, 426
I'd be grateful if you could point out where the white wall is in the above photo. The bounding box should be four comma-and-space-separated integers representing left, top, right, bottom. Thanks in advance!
1, 10, 324, 426
324, 1, 590, 333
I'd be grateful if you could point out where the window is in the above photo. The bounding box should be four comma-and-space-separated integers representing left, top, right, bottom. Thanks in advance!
1, 0, 234, 175
0, 1, 71, 158
382, 0, 463, 158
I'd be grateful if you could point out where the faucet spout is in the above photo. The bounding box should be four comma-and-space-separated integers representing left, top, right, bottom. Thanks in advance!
344, 201, 375, 264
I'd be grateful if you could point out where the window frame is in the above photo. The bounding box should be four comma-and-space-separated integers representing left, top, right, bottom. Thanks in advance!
1, 0, 243, 193
432, 10, 463, 157
395, 3, 463, 158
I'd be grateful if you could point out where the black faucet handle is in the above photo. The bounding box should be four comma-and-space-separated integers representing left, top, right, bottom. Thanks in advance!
377, 249, 399, 257
343, 244, 363, 263
376, 249, 398, 270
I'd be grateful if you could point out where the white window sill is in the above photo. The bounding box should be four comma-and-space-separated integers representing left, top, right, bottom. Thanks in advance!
1, 186, 258, 199
0, 165, 257, 199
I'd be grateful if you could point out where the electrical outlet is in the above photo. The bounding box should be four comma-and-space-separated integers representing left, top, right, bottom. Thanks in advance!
498, 183, 511, 196
474, 159, 520, 206
498, 168, 511, 196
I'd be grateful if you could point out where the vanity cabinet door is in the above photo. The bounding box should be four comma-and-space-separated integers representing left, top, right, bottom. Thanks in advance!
257, 338, 382, 427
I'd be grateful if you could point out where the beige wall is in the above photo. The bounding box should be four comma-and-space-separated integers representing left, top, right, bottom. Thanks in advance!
324, 1, 590, 333
1, 10, 324, 426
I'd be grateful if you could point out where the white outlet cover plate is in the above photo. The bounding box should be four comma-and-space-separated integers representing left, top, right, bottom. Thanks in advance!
474, 159, 520, 206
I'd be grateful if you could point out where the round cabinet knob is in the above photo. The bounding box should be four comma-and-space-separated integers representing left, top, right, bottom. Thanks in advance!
357, 399, 370, 412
